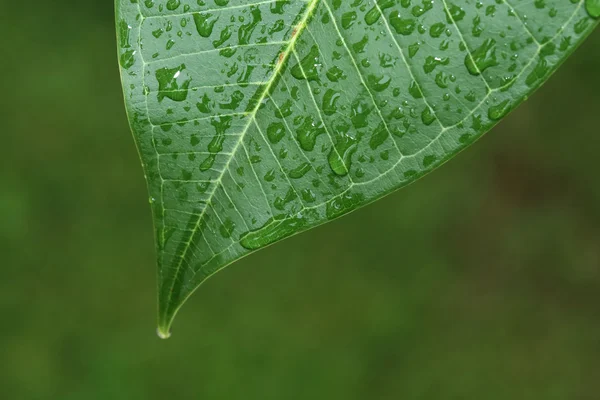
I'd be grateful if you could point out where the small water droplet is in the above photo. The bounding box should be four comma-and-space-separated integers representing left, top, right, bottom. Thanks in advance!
240, 212, 312, 250
488, 99, 511, 120
157, 327, 171, 339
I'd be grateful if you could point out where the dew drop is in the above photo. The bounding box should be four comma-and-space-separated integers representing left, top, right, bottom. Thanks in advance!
157, 327, 172, 339
291, 45, 321, 81
156, 64, 191, 102
465, 38, 498, 76
328, 134, 357, 176
322, 89, 342, 115
364, 7, 381, 25
389, 12, 416, 35
341, 11, 358, 29
193, 12, 219, 37
586, 0, 600, 18
488, 99, 511, 120
367, 74, 392, 92
326, 192, 365, 220
240, 213, 310, 250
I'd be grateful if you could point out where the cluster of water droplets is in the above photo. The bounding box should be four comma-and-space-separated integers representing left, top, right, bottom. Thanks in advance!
115, 0, 598, 331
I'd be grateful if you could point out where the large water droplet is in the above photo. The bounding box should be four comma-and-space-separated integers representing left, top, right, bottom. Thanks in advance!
156, 64, 191, 102
296, 116, 324, 151
289, 162, 312, 179
240, 213, 309, 249
238, 6, 262, 45
328, 134, 357, 176
586, 0, 600, 18
193, 12, 218, 37
448, 4, 466, 21
267, 122, 285, 144
341, 11, 357, 29
326, 66, 347, 82
322, 89, 342, 115
364, 7, 381, 25
465, 39, 498, 76
291, 45, 321, 81
367, 74, 392, 92
421, 106, 436, 126
389, 11, 416, 35
488, 99, 511, 120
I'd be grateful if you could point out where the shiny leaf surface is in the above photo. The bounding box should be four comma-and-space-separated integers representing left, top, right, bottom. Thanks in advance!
116, 0, 598, 337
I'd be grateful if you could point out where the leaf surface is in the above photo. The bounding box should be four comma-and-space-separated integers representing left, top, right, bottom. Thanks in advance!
116, 0, 598, 336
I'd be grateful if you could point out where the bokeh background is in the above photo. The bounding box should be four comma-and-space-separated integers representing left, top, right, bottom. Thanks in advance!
2, 2, 600, 399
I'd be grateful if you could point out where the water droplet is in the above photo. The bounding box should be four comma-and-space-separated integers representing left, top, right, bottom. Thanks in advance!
429, 22, 446, 38
525, 58, 550, 87
574, 17, 591, 34
289, 162, 312, 179
341, 11, 358, 29
586, 0, 600, 18
350, 97, 372, 128
364, 7, 381, 25
421, 106, 436, 126
264, 170, 276, 182
295, 116, 324, 151
322, 89, 342, 115
212, 25, 233, 47
423, 154, 437, 168
274, 187, 298, 211
157, 327, 171, 339
301, 188, 317, 203
291, 45, 321, 81
488, 99, 511, 120
166, 0, 180, 11
240, 213, 311, 250
464, 38, 498, 76
412, 0, 434, 17
326, 66, 347, 82
156, 64, 191, 102
270, 0, 288, 14
238, 6, 262, 45
423, 56, 450, 73
389, 12, 416, 35
120, 50, 136, 69
267, 122, 286, 144
193, 12, 219, 37
448, 4, 466, 21
219, 90, 244, 110
219, 219, 236, 239
367, 74, 392, 92
328, 134, 357, 176
369, 123, 388, 150
326, 192, 365, 220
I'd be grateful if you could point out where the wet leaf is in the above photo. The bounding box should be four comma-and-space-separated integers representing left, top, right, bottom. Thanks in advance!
116, 0, 598, 337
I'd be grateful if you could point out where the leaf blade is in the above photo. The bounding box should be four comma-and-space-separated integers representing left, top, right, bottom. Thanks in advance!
116, 0, 598, 335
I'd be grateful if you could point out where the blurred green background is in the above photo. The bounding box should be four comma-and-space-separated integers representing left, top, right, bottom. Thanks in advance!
2, 2, 600, 399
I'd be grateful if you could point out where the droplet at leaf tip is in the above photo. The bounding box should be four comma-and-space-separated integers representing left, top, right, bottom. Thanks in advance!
156, 326, 172, 340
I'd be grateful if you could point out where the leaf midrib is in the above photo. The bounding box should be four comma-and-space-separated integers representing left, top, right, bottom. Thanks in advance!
159, 0, 321, 320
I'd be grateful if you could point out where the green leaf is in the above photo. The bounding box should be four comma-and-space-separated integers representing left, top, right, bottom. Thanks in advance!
116, 0, 598, 337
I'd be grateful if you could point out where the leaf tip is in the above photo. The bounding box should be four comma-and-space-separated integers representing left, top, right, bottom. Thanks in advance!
156, 326, 172, 340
